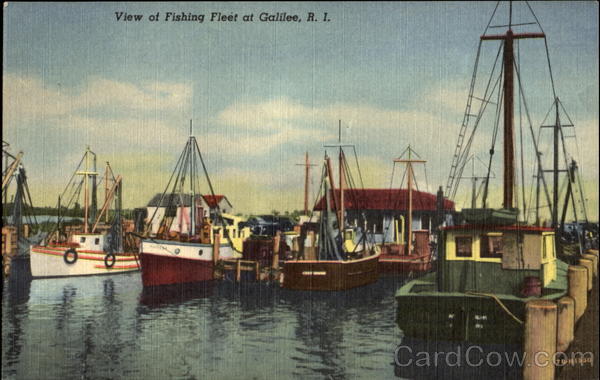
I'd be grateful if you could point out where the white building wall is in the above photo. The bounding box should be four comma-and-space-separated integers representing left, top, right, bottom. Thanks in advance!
146, 207, 165, 235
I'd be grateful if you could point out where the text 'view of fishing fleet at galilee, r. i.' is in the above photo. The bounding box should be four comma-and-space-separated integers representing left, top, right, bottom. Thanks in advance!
2, 2, 598, 380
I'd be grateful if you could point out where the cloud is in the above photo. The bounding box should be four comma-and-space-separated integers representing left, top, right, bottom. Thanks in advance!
421, 84, 469, 115
4, 73, 597, 217
214, 97, 456, 160
217, 98, 312, 131
3, 73, 192, 124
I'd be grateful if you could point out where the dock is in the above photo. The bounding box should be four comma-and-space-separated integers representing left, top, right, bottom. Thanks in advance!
220, 259, 268, 282
557, 274, 598, 379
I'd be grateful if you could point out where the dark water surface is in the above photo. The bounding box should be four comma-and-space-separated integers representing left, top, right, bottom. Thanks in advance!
2, 261, 407, 379
3, 261, 523, 379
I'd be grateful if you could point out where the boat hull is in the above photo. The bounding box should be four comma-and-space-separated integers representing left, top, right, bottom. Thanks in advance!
395, 273, 567, 345
140, 251, 214, 287
140, 239, 237, 287
281, 253, 379, 291
396, 292, 526, 344
29, 245, 139, 278
379, 253, 432, 273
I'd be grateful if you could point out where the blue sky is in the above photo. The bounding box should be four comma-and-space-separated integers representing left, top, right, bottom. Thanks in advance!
3, 2, 598, 219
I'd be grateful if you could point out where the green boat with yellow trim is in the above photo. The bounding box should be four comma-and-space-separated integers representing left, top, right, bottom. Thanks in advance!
395, 2, 577, 346
396, 222, 568, 344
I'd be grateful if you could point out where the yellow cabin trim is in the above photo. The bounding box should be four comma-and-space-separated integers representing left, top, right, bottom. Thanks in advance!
343, 229, 357, 252
445, 231, 502, 263
541, 232, 556, 285
445, 229, 558, 286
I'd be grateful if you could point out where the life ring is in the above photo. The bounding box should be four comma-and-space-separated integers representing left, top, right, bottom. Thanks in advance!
104, 253, 116, 268
63, 248, 78, 264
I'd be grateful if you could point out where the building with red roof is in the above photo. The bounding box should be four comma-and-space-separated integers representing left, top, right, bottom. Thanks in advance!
314, 188, 455, 243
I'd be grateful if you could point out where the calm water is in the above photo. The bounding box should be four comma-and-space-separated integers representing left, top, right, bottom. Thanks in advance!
3, 261, 522, 379
2, 261, 408, 379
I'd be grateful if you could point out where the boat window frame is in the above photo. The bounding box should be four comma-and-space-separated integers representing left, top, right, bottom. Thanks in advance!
542, 234, 555, 260
455, 236, 473, 258
480, 233, 504, 259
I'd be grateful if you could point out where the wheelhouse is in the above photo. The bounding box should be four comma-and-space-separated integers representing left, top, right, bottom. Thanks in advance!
439, 225, 557, 294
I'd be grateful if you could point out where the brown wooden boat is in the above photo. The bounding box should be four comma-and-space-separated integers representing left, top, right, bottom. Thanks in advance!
282, 136, 380, 291
282, 251, 379, 290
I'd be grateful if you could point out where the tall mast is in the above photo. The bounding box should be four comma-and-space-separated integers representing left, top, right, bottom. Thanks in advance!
407, 149, 413, 255
83, 147, 90, 232
296, 153, 317, 216
324, 121, 354, 237
190, 120, 195, 236
338, 120, 345, 232
394, 146, 426, 256
503, 28, 515, 209
481, 8, 544, 210
325, 155, 340, 229
305, 152, 310, 215
471, 158, 476, 209
552, 100, 560, 228
105, 162, 109, 224
76, 147, 99, 233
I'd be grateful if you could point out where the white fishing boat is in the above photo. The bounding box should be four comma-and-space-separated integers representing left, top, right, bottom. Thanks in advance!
30, 147, 140, 278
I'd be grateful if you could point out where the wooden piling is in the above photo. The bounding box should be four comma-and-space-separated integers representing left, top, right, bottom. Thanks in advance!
272, 231, 281, 270
581, 253, 597, 277
556, 296, 575, 353
212, 232, 221, 265
568, 265, 588, 321
579, 258, 594, 291
235, 260, 241, 282
255, 261, 260, 281
523, 299, 557, 380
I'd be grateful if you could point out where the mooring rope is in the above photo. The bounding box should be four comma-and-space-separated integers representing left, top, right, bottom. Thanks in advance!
465, 291, 524, 325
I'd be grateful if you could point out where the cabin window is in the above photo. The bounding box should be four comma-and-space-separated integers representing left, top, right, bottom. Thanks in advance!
95, 238, 100, 245
80, 237, 86, 243
455, 237, 472, 257
344, 230, 354, 241
199, 249, 203, 256
480, 235, 503, 258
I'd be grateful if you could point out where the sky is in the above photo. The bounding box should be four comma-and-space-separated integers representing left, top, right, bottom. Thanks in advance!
3, 2, 599, 220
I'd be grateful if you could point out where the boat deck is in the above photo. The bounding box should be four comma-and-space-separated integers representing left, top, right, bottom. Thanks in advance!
396, 260, 569, 302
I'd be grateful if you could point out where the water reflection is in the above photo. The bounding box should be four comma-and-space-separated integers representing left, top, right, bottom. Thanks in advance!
2, 260, 31, 377
3, 270, 520, 379
138, 281, 215, 308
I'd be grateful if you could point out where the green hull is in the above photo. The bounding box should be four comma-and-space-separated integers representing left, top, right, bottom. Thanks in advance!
395, 270, 567, 345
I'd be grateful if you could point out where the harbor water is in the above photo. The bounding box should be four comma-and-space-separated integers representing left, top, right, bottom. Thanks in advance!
3, 261, 521, 379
